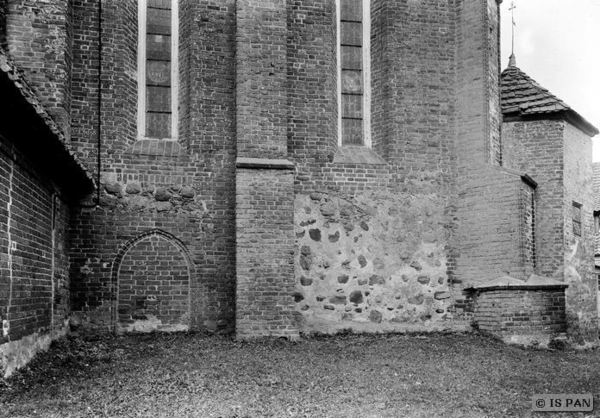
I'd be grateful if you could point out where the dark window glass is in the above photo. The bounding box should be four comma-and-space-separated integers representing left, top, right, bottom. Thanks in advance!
340, 1, 364, 146
146, 1, 172, 139
573, 202, 582, 237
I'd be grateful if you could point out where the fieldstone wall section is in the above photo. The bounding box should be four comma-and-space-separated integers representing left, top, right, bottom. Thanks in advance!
294, 191, 456, 333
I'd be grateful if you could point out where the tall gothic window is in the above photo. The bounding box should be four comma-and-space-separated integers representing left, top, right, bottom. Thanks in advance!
138, 0, 178, 140
337, 0, 371, 146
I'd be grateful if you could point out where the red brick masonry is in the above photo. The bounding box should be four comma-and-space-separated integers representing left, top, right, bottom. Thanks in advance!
473, 275, 568, 341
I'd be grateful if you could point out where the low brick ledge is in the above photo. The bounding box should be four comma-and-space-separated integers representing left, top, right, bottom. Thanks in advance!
236, 157, 295, 170
472, 274, 568, 292
124, 139, 186, 158
332, 146, 387, 165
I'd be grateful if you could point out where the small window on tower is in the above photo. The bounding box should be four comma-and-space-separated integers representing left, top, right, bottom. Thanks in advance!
572, 201, 582, 237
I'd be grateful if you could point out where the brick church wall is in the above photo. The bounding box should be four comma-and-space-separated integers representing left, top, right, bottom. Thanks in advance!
502, 120, 598, 344
370, 0, 455, 174
562, 123, 596, 343
114, 231, 192, 332
236, 167, 297, 338
69, 0, 238, 333
0, 0, 595, 362
289, 0, 461, 334
475, 287, 567, 342
5, 0, 73, 138
450, 0, 538, 320
286, 0, 338, 167
3, 0, 589, 341
234, 0, 298, 338
0, 0, 93, 378
287, 0, 536, 334
236, 0, 288, 160
0, 138, 71, 377
502, 120, 565, 277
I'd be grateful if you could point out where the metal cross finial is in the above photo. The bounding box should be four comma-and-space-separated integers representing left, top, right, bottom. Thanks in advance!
509, 1, 517, 55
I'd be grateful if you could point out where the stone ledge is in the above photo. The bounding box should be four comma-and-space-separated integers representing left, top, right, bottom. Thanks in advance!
236, 157, 295, 170
472, 274, 568, 292
124, 139, 186, 158
332, 146, 387, 165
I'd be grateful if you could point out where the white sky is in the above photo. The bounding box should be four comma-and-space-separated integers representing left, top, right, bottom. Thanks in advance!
499, 0, 600, 161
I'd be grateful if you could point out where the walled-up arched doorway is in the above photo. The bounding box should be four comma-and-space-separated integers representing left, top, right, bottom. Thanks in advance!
113, 230, 192, 332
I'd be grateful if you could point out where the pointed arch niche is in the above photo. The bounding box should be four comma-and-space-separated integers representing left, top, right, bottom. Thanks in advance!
112, 229, 193, 333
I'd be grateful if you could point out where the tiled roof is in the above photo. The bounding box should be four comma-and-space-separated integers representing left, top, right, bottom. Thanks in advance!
501, 61, 599, 136
501, 65, 570, 116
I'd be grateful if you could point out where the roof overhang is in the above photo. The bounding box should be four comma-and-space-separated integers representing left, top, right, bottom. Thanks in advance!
503, 110, 599, 138
0, 52, 95, 199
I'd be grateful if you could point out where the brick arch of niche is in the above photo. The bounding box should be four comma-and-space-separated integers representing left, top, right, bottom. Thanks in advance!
111, 229, 194, 333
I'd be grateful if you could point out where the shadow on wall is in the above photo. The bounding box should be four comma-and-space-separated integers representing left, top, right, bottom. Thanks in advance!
0, 0, 6, 49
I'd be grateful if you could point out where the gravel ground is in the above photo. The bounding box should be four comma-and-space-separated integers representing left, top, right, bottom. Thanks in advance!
1, 331, 599, 417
